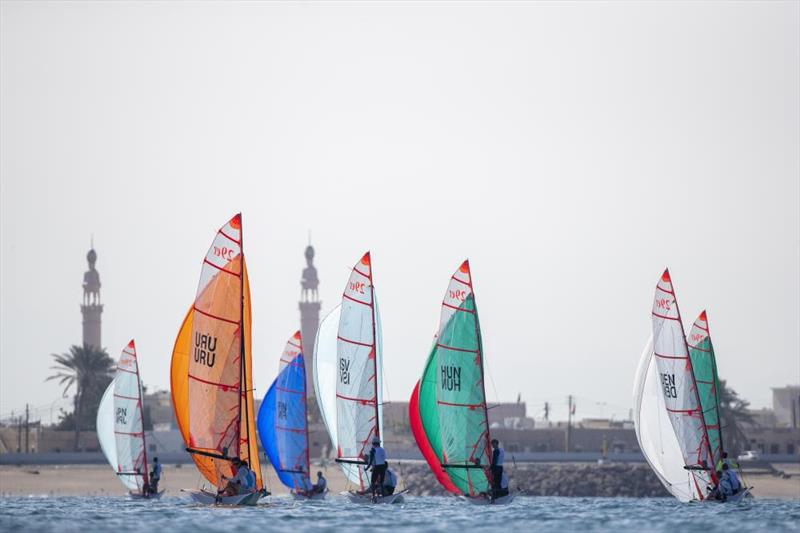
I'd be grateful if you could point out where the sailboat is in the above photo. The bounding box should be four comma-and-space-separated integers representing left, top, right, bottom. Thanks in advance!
634, 269, 749, 503
314, 251, 405, 504
169, 213, 263, 506
98, 339, 161, 499
409, 260, 513, 505
257, 331, 324, 500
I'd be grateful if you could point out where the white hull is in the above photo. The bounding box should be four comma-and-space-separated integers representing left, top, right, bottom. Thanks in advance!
292, 489, 328, 501
183, 488, 262, 506
129, 490, 165, 500
699, 487, 754, 504
462, 492, 516, 505
343, 489, 407, 504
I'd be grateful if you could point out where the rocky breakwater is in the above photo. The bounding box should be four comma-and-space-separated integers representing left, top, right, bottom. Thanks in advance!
396, 461, 670, 498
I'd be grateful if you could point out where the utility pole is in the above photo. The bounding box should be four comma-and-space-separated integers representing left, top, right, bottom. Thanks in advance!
17, 415, 22, 453
544, 402, 550, 423
565, 395, 574, 453
25, 404, 30, 453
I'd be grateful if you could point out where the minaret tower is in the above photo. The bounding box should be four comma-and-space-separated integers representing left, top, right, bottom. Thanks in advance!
299, 241, 321, 399
81, 242, 103, 348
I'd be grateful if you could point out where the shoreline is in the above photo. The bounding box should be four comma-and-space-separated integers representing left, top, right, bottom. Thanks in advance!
1, 462, 797, 500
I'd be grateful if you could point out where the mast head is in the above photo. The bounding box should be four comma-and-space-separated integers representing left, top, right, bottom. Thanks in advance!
459, 260, 470, 274
699, 309, 707, 322
230, 213, 242, 230
661, 268, 671, 283
360, 251, 371, 266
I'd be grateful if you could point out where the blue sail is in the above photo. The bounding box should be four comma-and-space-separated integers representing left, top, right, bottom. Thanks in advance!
257, 332, 311, 491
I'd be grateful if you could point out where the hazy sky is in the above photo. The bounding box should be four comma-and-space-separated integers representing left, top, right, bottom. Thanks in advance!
2, 1, 798, 424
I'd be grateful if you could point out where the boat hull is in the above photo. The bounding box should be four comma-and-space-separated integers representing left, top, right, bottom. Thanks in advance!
292, 489, 328, 501
183, 489, 262, 506
462, 492, 516, 505
699, 487, 754, 504
129, 490, 165, 500
343, 489, 406, 504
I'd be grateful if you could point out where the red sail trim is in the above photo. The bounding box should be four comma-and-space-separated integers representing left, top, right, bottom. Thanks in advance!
336, 393, 376, 404
337, 335, 374, 348
687, 343, 711, 353
202, 258, 241, 277
442, 301, 475, 314
437, 400, 485, 408
353, 267, 370, 279
654, 352, 688, 360
342, 292, 372, 307
114, 393, 139, 401
192, 306, 239, 326
218, 228, 241, 245
188, 373, 239, 391
276, 425, 305, 434
116, 367, 137, 375
450, 276, 471, 287
656, 284, 675, 295
287, 340, 302, 349
115, 431, 144, 436
666, 407, 699, 415
693, 323, 709, 333
276, 386, 304, 395
436, 342, 478, 354
651, 311, 680, 321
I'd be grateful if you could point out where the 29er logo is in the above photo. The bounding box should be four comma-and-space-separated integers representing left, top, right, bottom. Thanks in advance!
660, 373, 677, 398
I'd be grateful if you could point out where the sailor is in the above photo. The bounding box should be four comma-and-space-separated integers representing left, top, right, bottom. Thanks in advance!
312, 471, 327, 494
496, 472, 510, 498
241, 460, 256, 493
720, 463, 741, 499
490, 439, 505, 497
149, 456, 162, 495
715, 451, 739, 473
220, 458, 253, 496
366, 436, 388, 497
382, 464, 397, 495
707, 472, 723, 501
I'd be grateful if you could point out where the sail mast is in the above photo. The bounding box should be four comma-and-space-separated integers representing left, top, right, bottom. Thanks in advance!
301, 333, 311, 481
133, 340, 150, 490
465, 260, 492, 478
367, 252, 380, 440
239, 213, 248, 464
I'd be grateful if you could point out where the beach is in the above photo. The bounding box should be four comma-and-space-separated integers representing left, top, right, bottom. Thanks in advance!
1, 462, 797, 500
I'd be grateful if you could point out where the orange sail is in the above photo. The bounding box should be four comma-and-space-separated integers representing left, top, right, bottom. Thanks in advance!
170, 213, 261, 489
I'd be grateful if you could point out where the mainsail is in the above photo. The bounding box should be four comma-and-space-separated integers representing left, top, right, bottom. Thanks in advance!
650, 269, 714, 499
334, 252, 382, 489
170, 213, 261, 490
98, 340, 149, 492
687, 310, 724, 470
633, 335, 699, 502
257, 331, 311, 492
410, 260, 491, 496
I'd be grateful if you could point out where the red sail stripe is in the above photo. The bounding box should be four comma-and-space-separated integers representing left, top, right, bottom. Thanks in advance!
188, 373, 239, 391
442, 301, 475, 314
342, 292, 372, 307
437, 399, 485, 409
218, 228, 241, 245
338, 335, 373, 348
654, 352, 688, 360
192, 306, 239, 326
202, 258, 241, 278
436, 342, 478, 354
651, 311, 680, 321
336, 393, 376, 404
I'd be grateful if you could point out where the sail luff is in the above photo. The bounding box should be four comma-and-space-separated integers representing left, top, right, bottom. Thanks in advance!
300, 333, 311, 485
131, 340, 150, 490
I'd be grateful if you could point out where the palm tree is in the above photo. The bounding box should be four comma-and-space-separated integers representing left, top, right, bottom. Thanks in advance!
717, 379, 757, 455
47, 344, 115, 450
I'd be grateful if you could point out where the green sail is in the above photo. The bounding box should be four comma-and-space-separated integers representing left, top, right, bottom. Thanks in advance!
419, 263, 491, 496
687, 311, 723, 470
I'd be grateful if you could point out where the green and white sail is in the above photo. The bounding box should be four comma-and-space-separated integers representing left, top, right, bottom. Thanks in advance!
687, 310, 724, 470
414, 260, 491, 496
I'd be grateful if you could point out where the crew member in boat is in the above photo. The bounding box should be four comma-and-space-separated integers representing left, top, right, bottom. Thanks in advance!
490, 439, 505, 497
366, 436, 388, 496
148, 457, 162, 495
719, 463, 742, 500
382, 464, 397, 495
311, 471, 327, 494
220, 458, 255, 496
715, 451, 739, 473
496, 472, 510, 498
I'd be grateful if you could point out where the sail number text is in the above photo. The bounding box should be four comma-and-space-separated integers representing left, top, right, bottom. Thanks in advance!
339, 358, 351, 385
441, 365, 461, 391
194, 333, 217, 368
660, 373, 677, 398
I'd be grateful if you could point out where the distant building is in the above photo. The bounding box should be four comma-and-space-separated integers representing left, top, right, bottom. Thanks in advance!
299, 243, 321, 399
772, 385, 800, 429
80, 244, 103, 348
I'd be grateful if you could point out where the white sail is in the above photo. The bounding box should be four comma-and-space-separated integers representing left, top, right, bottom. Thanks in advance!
650, 269, 713, 499
633, 335, 698, 502
334, 252, 382, 489
97, 377, 118, 474
114, 340, 148, 491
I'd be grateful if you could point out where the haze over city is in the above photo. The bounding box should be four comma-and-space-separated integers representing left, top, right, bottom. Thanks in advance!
1, 1, 798, 425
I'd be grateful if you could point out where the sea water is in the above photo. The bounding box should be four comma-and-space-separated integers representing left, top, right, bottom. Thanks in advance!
1, 495, 798, 532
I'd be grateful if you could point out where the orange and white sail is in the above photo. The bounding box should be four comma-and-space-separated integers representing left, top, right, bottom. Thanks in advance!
170, 213, 261, 490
